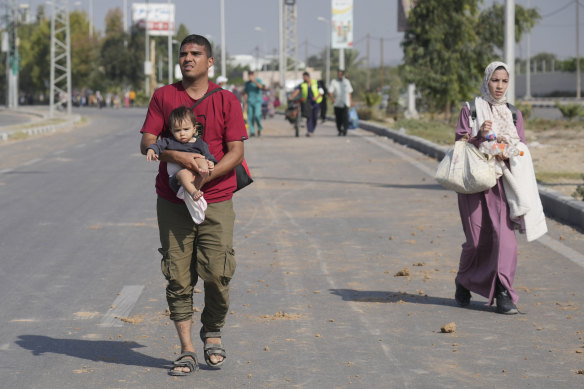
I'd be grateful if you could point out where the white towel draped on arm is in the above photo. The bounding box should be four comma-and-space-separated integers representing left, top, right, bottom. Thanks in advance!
499, 143, 547, 242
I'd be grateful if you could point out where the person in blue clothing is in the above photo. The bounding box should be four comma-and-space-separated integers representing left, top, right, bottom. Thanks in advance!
289, 71, 323, 137
243, 71, 266, 137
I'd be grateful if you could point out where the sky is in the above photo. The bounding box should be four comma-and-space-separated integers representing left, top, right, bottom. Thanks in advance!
20, 0, 584, 66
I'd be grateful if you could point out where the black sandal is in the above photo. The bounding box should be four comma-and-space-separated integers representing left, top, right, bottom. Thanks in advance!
168, 351, 199, 376
200, 327, 227, 368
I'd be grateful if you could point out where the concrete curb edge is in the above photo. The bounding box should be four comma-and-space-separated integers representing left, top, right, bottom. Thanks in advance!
0, 114, 82, 142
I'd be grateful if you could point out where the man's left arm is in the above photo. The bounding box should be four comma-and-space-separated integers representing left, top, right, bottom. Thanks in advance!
200, 140, 244, 186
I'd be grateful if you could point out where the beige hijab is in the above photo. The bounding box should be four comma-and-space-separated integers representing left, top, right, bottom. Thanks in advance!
475, 61, 519, 145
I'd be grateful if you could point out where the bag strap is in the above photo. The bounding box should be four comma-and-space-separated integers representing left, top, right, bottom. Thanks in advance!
189, 88, 223, 137
189, 87, 223, 111
466, 99, 518, 127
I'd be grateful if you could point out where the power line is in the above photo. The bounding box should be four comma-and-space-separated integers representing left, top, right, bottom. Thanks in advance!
541, 1, 573, 18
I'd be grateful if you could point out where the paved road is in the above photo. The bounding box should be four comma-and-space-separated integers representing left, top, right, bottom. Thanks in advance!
0, 108, 583, 388
0, 109, 35, 127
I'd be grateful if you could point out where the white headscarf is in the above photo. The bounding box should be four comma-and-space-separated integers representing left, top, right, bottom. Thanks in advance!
474, 61, 519, 145
480, 61, 509, 105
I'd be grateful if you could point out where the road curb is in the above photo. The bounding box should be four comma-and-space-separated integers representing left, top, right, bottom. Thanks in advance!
0, 114, 82, 142
358, 120, 584, 231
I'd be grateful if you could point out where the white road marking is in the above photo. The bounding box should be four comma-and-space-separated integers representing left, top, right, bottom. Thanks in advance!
537, 235, 584, 268
281, 208, 412, 388
0, 168, 14, 174
355, 130, 584, 270
21, 158, 42, 167
99, 285, 144, 327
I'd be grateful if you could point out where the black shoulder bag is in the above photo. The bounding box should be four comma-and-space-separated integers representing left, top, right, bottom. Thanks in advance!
190, 88, 253, 192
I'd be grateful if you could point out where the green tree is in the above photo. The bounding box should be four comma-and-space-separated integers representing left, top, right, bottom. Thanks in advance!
100, 8, 142, 91
401, 0, 541, 117
477, 3, 541, 55
175, 24, 190, 45
18, 13, 51, 100
401, 0, 483, 117
70, 10, 100, 90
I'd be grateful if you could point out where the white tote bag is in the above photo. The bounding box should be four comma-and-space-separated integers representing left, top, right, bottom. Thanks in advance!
435, 139, 497, 194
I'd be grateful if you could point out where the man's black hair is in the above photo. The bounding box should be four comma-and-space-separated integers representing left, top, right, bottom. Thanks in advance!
180, 34, 213, 58
302, 71, 310, 77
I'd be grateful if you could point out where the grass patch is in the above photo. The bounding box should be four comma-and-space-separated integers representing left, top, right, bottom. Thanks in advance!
394, 118, 455, 145
527, 118, 584, 132
8, 131, 30, 141
535, 171, 584, 183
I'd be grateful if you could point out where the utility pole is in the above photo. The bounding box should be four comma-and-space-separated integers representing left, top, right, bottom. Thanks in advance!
49, 0, 72, 117
283, 0, 299, 81
576, 0, 581, 99
167, 0, 173, 84
524, 0, 531, 99
278, 0, 285, 102
4, 0, 19, 108
88, 0, 93, 37
380, 37, 384, 88
504, 0, 515, 104
220, 0, 226, 79
144, 0, 151, 96
366, 33, 370, 91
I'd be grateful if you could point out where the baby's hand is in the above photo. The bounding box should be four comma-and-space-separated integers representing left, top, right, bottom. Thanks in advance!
146, 149, 159, 161
207, 160, 215, 171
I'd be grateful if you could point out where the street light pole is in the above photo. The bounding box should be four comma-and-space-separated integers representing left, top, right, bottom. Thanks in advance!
576, 0, 581, 99
167, 0, 173, 84
317, 16, 330, 88
220, 0, 226, 79
504, 0, 515, 104
89, 0, 93, 37
144, 0, 150, 96
254, 26, 266, 71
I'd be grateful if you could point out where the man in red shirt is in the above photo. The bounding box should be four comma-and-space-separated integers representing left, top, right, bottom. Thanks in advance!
140, 34, 247, 375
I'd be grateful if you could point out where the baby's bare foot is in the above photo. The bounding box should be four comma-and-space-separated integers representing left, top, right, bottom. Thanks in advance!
191, 190, 203, 200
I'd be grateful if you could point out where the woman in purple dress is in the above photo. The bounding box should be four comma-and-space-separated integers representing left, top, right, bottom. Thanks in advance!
453, 61, 526, 315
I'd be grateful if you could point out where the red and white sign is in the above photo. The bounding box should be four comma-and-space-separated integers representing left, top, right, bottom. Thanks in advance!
132, 3, 175, 36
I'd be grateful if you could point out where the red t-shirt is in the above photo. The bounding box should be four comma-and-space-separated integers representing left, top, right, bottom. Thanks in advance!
140, 82, 247, 204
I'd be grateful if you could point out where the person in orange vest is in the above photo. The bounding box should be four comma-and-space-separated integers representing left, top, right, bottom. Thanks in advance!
289, 71, 323, 137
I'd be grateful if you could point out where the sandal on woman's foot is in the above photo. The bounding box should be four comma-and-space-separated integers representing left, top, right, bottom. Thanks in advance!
168, 351, 199, 376
200, 327, 226, 368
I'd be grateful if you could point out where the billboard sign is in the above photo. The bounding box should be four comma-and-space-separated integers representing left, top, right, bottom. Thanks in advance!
331, 0, 353, 49
132, 3, 175, 36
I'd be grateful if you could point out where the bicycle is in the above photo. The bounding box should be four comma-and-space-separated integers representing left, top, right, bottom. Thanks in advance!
285, 98, 301, 137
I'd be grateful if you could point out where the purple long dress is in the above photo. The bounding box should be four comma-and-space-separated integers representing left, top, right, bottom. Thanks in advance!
455, 105, 525, 305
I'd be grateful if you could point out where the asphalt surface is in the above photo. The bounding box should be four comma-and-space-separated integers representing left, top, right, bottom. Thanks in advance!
0, 107, 583, 388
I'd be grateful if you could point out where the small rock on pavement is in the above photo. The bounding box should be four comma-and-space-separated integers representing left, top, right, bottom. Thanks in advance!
441, 322, 456, 333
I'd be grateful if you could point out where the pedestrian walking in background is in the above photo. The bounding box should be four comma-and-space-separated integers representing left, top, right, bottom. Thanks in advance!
318, 79, 328, 123
328, 69, 353, 136
216, 75, 228, 89
453, 61, 547, 315
289, 71, 322, 137
243, 71, 266, 137
140, 34, 247, 375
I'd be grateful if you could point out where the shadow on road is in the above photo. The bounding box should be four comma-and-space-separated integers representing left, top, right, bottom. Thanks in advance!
15, 335, 169, 369
329, 289, 494, 313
